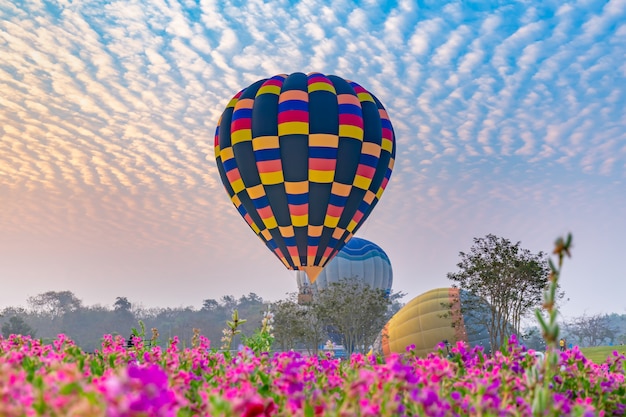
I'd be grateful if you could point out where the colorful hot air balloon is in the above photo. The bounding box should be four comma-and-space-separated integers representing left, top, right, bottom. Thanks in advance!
214, 72, 396, 282
296, 236, 393, 295
374, 288, 492, 358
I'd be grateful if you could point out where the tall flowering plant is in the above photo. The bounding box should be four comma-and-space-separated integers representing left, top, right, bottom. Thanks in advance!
242, 307, 275, 355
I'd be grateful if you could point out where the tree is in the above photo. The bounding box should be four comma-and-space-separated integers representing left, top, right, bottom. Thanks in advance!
27, 291, 83, 319
201, 299, 220, 312
566, 313, 617, 347
2, 315, 36, 338
313, 277, 404, 355
114, 297, 132, 313
272, 294, 326, 354
447, 234, 550, 352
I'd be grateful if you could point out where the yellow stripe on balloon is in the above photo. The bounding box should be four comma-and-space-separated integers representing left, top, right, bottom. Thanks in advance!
259, 171, 284, 185
230, 178, 245, 194
308, 82, 336, 94
357, 92, 375, 103
226, 96, 240, 108
323, 215, 340, 228
291, 214, 308, 227
338, 125, 363, 140
231, 129, 252, 145
257, 84, 281, 96
279, 121, 308, 136
219, 146, 234, 161
353, 175, 371, 190
263, 216, 278, 229
382, 138, 394, 153
309, 170, 334, 183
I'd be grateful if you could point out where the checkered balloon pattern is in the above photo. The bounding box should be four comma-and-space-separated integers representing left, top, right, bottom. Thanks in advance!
214, 72, 396, 282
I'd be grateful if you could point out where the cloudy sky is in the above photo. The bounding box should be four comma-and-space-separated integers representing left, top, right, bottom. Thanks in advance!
1, 0, 624, 318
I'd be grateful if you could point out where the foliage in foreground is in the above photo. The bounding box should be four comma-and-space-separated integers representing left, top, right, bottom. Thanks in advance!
0, 332, 625, 416
4, 234, 620, 416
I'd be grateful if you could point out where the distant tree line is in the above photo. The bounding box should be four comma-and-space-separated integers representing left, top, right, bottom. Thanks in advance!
0, 282, 404, 355
0, 290, 269, 352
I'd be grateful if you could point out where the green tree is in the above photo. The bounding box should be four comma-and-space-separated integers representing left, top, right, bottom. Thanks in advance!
447, 234, 550, 352
313, 277, 404, 355
2, 315, 36, 338
272, 294, 325, 354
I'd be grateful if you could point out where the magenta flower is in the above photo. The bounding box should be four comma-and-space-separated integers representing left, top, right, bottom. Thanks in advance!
101, 363, 177, 417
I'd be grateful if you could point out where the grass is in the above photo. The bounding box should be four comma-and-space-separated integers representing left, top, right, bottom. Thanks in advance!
579, 345, 626, 363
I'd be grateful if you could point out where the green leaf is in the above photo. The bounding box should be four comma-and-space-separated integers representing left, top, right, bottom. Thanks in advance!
90, 357, 104, 377
304, 402, 315, 417
59, 382, 82, 395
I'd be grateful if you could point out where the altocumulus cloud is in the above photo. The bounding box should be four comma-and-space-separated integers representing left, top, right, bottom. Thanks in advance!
0, 0, 624, 313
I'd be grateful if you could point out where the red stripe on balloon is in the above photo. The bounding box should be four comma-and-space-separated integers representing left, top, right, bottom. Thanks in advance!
289, 204, 308, 216
231, 118, 251, 132
257, 160, 282, 173
338, 113, 363, 128
382, 127, 393, 141
309, 158, 336, 171
356, 164, 376, 179
326, 204, 343, 217
225, 169, 241, 183
278, 110, 309, 124
257, 206, 274, 219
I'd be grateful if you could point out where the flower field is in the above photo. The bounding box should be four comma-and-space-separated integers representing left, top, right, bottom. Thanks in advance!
1, 332, 625, 417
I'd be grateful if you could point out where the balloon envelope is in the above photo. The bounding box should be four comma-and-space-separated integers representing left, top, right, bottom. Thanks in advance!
296, 236, 392, 295
214, 72, 396, 281
376, 288, 491, 358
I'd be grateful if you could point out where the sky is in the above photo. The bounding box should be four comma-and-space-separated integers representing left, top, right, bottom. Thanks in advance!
1, 0, 624, 319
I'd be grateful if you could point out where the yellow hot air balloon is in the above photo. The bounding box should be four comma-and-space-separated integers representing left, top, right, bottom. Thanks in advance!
375, 288, 492, 358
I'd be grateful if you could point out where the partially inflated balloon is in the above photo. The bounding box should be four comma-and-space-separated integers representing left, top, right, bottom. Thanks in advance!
374, 288, 491, 358
214, 72, 396, 282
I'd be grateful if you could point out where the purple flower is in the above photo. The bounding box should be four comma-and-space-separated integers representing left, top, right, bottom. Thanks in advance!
103, 364, 177, 417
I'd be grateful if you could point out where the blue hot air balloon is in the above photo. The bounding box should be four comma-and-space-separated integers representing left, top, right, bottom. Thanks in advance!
296, 236, 393, 296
